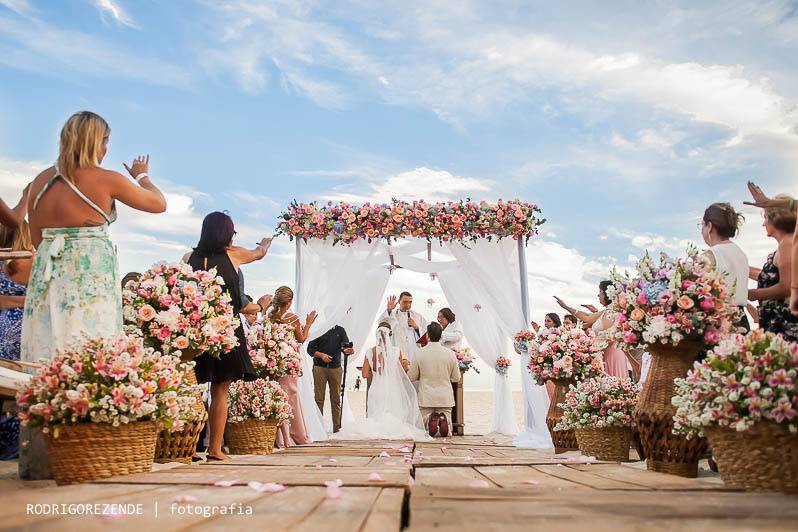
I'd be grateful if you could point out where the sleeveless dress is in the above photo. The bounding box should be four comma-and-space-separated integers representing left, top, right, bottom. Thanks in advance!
274, 312, 311, 448
0, 261, 26, 460
187, 251, 256, 383
757, 252, 798, 342
19, 168, 123, 479
593, 310, 629, 379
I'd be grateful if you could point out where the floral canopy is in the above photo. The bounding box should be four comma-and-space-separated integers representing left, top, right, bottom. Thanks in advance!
275, 199, 545, 245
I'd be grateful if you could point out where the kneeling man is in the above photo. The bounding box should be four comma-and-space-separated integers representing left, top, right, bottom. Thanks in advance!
407, 322, 462, 437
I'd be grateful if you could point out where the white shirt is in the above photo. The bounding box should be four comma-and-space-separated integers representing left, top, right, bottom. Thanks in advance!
378, 308, 429, 362
709, 242, 749, 306
440, 320, 464, 351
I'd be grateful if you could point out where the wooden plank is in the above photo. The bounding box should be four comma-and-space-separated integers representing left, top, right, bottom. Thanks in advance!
531, 464, 648, 490
361, 488, 405, 532
94, 465, 411, 488
414, 467, 497, 488
295, 486, 380, 532
198, 454, 375, 467
475, 465, 590, 491
567, 463, 735, 491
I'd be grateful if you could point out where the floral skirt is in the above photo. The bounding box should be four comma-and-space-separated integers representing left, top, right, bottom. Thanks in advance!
19, 225, 122, 479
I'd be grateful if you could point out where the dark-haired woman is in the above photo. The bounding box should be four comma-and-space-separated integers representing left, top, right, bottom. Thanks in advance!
748, 197, 797, 341
438, 307, 463, 351
183, 211, 271, 461
555, 281, 632, 379
700, 203, 750, 329
531, 312, 561, 332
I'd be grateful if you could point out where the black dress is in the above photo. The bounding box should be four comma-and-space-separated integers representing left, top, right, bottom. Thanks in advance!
188, 250, 257, 383
757, 252, 798, 343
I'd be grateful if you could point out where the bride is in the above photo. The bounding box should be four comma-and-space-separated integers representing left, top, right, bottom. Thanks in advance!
333, 323, 429, 440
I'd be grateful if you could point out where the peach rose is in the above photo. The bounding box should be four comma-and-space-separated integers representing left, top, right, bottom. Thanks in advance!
174, 336, 189, 350
630, 308, 646, 322
137, 304, 156, 322
677, 296, 695, 310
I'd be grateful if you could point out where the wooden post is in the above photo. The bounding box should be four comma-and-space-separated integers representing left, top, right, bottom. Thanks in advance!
451, 369, 466, 435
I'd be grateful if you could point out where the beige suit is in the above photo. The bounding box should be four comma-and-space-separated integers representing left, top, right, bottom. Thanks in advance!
407, 342, 461, 408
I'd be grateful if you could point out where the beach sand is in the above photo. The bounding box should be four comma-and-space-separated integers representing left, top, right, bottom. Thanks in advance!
340, 389, 526, 436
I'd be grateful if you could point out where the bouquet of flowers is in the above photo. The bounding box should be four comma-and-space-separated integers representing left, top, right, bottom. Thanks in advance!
227, 379, 293, 424
495, 356, 512, 376
527, 326, 605, 385
514, 330, 536, 354
672, 330, 798, 438
609, 246, 739, 350
16, 334, 197, 436
455, 347, 480, 373
122, 262, 240, 358
247, 319, 302, 380
554, 375, 640, 431
276, 199, 545, 244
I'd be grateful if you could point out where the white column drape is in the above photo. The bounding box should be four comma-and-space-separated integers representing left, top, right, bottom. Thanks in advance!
296, 239, 391, 438
515, 352, 553, 447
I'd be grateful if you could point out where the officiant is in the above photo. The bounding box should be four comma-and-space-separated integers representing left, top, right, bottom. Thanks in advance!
379, 292, 428, 362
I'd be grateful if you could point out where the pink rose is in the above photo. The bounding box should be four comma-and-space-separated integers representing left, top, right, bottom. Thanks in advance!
137, 304, 156, 322
174, 336, 189, 350
636, 292, 649, 305
700, 298, 715, 311
676, 296, 695, 310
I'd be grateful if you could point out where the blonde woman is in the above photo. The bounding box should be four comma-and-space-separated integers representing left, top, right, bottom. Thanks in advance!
19, 111, 167, 478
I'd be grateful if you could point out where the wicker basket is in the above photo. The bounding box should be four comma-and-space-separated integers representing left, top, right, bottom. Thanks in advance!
706, 421, 798, 494
576, 426, 632, 462
634, 340, 707, 478
45, 421, 158, 485
225, 418, 279, 455
154, 365, 207, 464
546, 378, 578, 453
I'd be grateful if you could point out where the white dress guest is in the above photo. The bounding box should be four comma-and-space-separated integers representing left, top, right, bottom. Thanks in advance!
437, 307, 463, 351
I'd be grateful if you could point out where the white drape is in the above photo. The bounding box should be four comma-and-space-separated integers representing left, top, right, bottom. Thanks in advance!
296, 240, 391, 437
514, 352, 553, 447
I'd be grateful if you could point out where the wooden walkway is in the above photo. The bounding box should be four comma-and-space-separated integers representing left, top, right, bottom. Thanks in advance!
1, 436, 797, 530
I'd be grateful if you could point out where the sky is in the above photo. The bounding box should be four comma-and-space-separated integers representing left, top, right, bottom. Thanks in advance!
1, 0, 798, 390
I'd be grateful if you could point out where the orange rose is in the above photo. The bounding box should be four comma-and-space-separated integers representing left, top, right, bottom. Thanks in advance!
630, 308, 645, 322
677, 296, 695, 310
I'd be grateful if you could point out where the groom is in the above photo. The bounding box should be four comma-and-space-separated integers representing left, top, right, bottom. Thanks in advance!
379, 291, 428, 363
407, 322, 462, 437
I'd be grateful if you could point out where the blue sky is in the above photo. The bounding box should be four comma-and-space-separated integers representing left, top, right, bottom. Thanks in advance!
2, 0, 798, 388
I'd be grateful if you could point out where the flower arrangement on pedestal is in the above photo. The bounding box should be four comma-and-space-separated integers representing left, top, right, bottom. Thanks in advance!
672, 330, 798, 492
554, 375, 640, 461
526, 327, 605, 386
226, 379, 293, 455
514, 330, 536, 354
276, 199, 545, 244
455, 347, 480, 373
246, 319, 302, 380
495, 356, 512, 376
608, 247, 739, 350
16, 334, 197, 484
122, 262, 240, 358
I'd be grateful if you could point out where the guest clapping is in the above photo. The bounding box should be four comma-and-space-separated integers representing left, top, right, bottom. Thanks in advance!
531, 313, 561, 332
748, 196, 797, 341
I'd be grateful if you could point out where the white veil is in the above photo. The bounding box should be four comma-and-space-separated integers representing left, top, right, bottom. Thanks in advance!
333, 325, 428, 440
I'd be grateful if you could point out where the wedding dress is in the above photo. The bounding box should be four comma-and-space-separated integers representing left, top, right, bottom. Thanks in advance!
333, 327, 429, 441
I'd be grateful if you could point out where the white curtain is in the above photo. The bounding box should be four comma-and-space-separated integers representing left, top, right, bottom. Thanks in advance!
296, 239, 391, 437
514, 352, 553, 447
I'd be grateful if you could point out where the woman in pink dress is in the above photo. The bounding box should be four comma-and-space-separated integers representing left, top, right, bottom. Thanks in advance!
268, 286, 317, 448
554, 281, 636, 379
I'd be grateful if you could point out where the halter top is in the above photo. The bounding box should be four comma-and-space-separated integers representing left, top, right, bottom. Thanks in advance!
32, 166, 117, 224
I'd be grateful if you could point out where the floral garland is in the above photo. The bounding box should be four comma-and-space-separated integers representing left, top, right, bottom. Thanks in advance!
122, 262, 240, 358
514, 330, 536, 354
672, 330, 798, 438
527, 326, 605, 385
276, 199, 545, 244
495, 356, 512, 376
228, 379, 293, 424
246, 319, 302, 380
455, 347, 480, 373
609, 246, 740, 350
16, 334, 197, 436
554, 375, 640, 431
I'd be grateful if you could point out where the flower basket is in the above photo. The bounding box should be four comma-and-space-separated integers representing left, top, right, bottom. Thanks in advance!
45, 421, 158, 485
546, 378, 578, 453
576, 426, 632, 462
155, 366, 207, 464
247, 319, 302, 380
225, 418, 279, 455
706, 421, 798, 494
635, 339, 706, 477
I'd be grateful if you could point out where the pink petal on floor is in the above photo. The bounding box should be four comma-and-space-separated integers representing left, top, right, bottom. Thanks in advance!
213, 479, 240, 487
378, 451, 390, 458
398, 446, 411, 453
522, 480, 540, 485
325, 479, 344, 487
367, 472, 386, 483
328, 458, 338, 463
173, 495, 198, 504
324, 479, 344, 499
469, 480, 491, 488
315, 464, 323, 470
248, 481, 286, 493
463, 456, 475, 461
402, 456, 413, 464
440, 446, 448, 451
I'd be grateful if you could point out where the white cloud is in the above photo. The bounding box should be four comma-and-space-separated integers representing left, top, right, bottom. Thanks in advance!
325, 167, 492, 203
91, 0, 137, 28
0, 0, 31, 15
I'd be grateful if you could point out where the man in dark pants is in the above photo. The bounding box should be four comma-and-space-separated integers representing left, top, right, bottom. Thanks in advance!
307, 325, 354, 433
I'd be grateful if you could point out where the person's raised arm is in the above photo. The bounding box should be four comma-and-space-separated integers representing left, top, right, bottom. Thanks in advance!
112, 155, 167, 213
554, 296, 602, 326
228, 238, 272, 269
